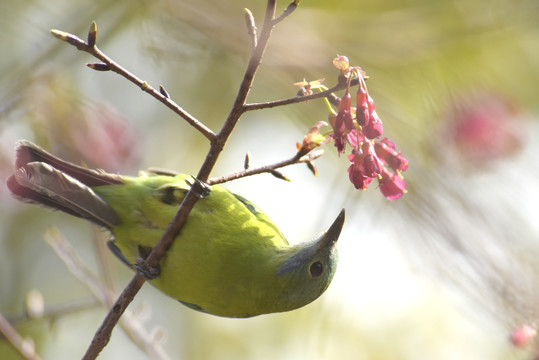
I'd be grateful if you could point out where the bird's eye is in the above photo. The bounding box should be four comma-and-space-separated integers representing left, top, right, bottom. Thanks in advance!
309, 261, 323, 277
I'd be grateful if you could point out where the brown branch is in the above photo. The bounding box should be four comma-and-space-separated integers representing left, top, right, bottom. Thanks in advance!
79, 1, 279, 358
208, 149, 324, 185
7, 298, 100, 326
244, 77, 358, 112
272, 0, 300, 25
50, 24, 216, 142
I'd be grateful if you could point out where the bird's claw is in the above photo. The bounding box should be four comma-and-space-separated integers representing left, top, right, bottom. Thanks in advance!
135, 259, 161, 280
186, 176, 212, 199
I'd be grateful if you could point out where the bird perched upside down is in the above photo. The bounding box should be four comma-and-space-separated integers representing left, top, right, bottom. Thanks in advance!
7, 140, 345, 318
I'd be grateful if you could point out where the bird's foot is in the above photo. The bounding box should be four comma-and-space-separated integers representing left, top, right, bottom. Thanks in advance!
186, 176, 212, 199
135, 259, 161, 280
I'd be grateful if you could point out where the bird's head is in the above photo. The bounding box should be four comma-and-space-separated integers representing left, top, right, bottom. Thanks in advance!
272, 209, 345, 312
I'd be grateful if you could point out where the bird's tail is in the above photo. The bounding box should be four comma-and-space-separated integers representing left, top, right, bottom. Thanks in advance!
7, 141, 122, 228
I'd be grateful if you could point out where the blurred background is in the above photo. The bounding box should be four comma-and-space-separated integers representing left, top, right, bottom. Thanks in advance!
1, 0, 539, 359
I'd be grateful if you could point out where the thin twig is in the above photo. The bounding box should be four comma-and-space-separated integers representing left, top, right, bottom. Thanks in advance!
88, 47, 215, 140
208, 149, 324, 185
7, 298, 100, 325
45, 228, 110, 301
196, 0, 278, 182
50, 25, 216, 142
0, 312, 41, 360
272, 0, 300, 25
244, 77, 358, 112
92, 228, 116, 295
44, 228, 171, 360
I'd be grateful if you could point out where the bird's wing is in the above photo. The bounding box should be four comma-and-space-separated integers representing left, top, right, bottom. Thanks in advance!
14, 140, 123, 187
7, 162, 121, 229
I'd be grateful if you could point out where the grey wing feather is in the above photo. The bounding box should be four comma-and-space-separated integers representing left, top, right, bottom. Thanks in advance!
7, 162, 121, 229
14, 140, 124, 187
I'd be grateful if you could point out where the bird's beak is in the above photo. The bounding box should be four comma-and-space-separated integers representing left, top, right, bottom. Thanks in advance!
320, 208, 345, 247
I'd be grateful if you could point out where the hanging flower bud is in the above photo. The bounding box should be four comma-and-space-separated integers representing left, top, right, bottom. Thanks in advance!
336, 91, 354, 132
360, 94, 383, 139
343, 110, 354, 132
340, 91, 351, 111
380, 137, 396, 149
374, 138, 409, 172
347, 151, 372, 190
363, 110, 383, 139
378, 168, 407, 201
328, 114, 346, 155
356, 84, 370, 127
334, 134, 347, 155
361, 141, 383, 178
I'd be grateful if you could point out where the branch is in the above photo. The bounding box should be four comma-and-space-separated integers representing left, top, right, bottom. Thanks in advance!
203, 0, 278, 176
272, 0, 300, 25
79, 1, 280, 358
50, 23, 216, 142
208, 149, 323, 185
44, 228, 171, 360
244, 77, 358, 112
0, 312, 41, 360
7, 298, 100, 326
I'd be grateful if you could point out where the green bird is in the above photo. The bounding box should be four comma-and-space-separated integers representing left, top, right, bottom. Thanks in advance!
7, 140, 344, 318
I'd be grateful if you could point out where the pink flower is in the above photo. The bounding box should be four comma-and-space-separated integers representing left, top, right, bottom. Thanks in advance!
360, 95, 383, 139
378, 168, 407, 201
363, 109, 383, 139
346, 142, 383, 190
356, 85, 369, 127
447, 92, 525, 167
380, 137, 395, 149
348, 152, 373, 190
510, 325, 537, 348
345, 128, 364, 151
329, 114, 347, 155
336, 92, 354, 131
321, 57, 409, 200
374, 138, 409, 172
360, 141, 383, 177
343, 110, 354, 132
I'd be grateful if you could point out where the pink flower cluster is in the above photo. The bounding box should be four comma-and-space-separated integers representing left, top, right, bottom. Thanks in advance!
510, 324, 537, 348
330, 56, 408, 201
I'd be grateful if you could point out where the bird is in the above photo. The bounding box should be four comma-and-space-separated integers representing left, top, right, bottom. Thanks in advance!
7, 140, 345, 318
